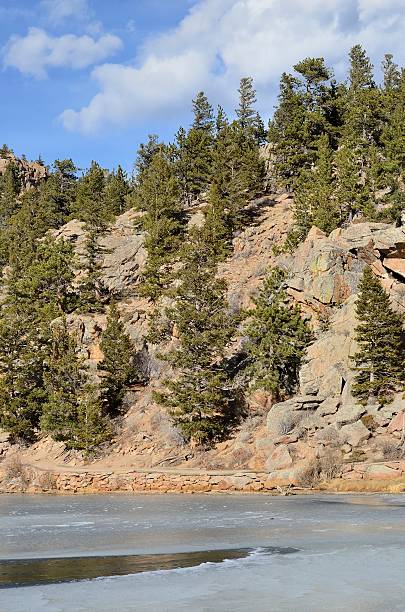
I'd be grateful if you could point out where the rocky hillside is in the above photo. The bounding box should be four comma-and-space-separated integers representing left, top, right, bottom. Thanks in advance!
0, 152, 47, 190
2, 191, 405, 487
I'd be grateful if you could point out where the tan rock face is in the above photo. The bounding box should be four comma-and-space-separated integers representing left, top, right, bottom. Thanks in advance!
388, 412, 405, 433
340, 421, 370, 447
99, 209, 147, 294
383, 258, 405, 279
219, 196, 294, 310
299, 297, 358, 397
0, 154, 47, 191
266, 445, 293, 471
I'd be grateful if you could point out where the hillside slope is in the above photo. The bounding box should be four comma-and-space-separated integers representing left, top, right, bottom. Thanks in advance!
2, 192, 405, 488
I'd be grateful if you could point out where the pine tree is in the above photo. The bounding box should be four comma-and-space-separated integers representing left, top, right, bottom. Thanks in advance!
0, 313, 47, 442
78, 229, 107, 311
156, 229, 241, 444
351, 267, 404, 403
236, 77, 259, 137
0, 238, 76, 441
269, 58, 336, 190
211, 122, 265, 229
349, 45, 375, 92
51, 158, 78, 220
245, 267, 312, 400
41, 318, 86, 443
103, 165, 130, 217
382, 54, 401, 91
192, 91, 214, 132
174, 92, 215, 201
201, 183, 233, 262
0, 161, 21, 227
99, 303, 144, 414
309, 135, 337, 233
292, 134, 338, 240
134, 134, 161, 180
7, 236, 77, 326
135, 150, 185, 299
215, 105, 228, 135
381, 68, 405, 221
74, 384, 112, 454
73, 162, 110, 229
41, 319, 111, 452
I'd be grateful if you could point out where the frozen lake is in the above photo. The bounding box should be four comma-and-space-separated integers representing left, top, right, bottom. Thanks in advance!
1, 493, 405, 611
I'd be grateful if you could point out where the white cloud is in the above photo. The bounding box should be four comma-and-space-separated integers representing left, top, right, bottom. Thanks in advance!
40, 0, 89, 24
60, 0, 405, 133
4, 27, 122, 78
61, 50, 211, 133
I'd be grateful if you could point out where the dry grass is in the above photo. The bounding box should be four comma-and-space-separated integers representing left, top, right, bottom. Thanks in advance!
3, 454, 30, 488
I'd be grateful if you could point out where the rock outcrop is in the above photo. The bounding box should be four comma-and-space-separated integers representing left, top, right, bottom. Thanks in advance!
2, 194, 405, 492
0, 153, 47, 190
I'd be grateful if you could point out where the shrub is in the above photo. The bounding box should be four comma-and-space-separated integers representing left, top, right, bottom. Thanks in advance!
296, 460, 321, 488
3, 454, 30, 488
320, 449, 343, 480
379, 439, 403, 460
37, 471, 57, 491
278, 413, 299, 435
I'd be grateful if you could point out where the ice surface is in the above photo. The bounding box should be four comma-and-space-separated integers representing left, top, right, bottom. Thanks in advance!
1, 494, 405, 611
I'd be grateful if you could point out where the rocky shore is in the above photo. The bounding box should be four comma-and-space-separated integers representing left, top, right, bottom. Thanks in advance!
2, 460, 405, 495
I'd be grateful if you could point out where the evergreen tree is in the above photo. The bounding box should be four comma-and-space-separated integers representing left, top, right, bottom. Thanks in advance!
192, 91, 214, 132
156, 229, 241, 444
332, 46, 384, 222
0, 313, 47, 442
104, 165, 130, 216
382, 54, 401, 91
100, 303, 144, 414
41, 319, 111, 452
269, 58, 336, 190
6, 236, 76, 330
349, 45, 375, 92
73, 162, 110, 229
78, 229, 108, 311
381, 68, 405, 221
0, 238, 76, 441
134, 134, 161, 180
135, 150, 185, 299
0, 161, 21, 227
215, 105, 228, 135
201, 183, 233, 262
236, 77, 259, 138
211, 121, 265, 228
245, 267, 312, 400
351, 266, 404, 403
174, 92, 215, 201
51, 158, 78, 219
291, 134, 338, 240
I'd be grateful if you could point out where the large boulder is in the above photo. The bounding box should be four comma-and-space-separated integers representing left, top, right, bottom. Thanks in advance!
299, 297, 358, 397
100, 209, 147, 294
266, 445, 293, 471
267, 400, 299, 437
340, 421, 370, 447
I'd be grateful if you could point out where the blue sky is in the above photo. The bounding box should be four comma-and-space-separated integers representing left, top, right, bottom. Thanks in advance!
1, 0, 404, 173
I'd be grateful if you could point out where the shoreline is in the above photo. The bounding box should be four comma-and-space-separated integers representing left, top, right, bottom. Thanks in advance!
2, 461, 405, 495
